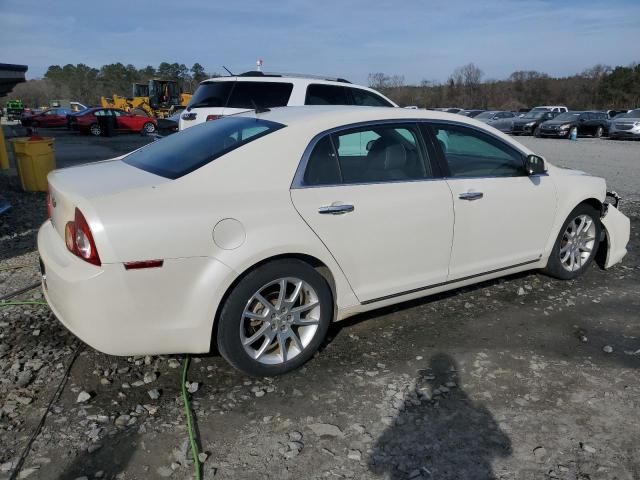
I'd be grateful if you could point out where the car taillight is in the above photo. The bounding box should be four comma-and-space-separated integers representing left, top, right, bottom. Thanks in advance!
64, 208, 101, 266
206, 115, 221, 122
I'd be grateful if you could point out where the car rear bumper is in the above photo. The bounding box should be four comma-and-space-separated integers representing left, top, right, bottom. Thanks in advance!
38, 220, 235, 356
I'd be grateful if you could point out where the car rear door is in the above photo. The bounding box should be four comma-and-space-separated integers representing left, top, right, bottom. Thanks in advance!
426, 122, 556, 280
290, 122, 454, 303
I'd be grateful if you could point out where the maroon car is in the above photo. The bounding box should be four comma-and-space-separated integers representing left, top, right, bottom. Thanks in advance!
70, 108, 157, 136
21, 108, 71, 128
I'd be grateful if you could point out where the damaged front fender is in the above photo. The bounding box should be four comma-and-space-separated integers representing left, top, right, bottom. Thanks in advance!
600, 203, 630, 269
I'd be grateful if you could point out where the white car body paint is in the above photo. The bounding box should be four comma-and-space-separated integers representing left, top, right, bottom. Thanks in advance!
38, 106, 630, 356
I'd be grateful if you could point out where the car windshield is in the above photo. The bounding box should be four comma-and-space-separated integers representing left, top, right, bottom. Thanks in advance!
523, 111, 545, 119
554, 112, 580, 121
623, 109, 640, 118
475, 111, 496, 119
124, 116, 285, 179
530, 107, 550, 112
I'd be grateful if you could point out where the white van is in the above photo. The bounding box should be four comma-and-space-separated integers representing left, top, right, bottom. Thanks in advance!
179, 72, 397, 130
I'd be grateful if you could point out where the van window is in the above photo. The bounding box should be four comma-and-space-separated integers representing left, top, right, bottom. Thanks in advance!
227, 82, 293, 109
305, 84, 352, 105
187, 82, 234, 109
350, 88, 394, 107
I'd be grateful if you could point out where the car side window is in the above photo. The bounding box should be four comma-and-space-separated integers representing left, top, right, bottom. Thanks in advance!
227, 82, 293, 109
305, 84, 352, 105
303, 136, 341, 186
350, 88, 394, 107
111, 110, 122, 117
432, 123, 525, 178
334, 125, 429, 184
302, 124, 431, 186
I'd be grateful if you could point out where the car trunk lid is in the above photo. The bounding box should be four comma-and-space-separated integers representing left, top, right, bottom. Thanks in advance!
48, 159, 169, 240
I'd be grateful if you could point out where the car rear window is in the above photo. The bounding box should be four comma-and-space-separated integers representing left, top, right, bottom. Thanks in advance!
227, 82, 293, 109
123, 117, 285, 179
187, 82, 234, 109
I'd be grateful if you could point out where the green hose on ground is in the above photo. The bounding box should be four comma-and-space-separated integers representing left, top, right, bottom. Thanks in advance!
1, 299, 203, 480
182, 355, 202, 480
0, 301, 48, 307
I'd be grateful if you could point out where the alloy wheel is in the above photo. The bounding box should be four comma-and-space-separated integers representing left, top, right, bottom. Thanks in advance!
240, 277, 320, 365
559, 214, 597, 272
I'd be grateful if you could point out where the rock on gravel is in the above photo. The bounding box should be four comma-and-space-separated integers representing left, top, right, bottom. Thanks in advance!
76, 391, 91, 403
308, 423, 343, 438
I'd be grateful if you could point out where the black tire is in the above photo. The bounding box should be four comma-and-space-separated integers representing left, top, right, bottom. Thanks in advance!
217, 259, 333, 376
142, 122, 156, 134
594, 126, 603, 138
533, 127, 541, 137
544, 204, 602, 280
89, 123, 101, 136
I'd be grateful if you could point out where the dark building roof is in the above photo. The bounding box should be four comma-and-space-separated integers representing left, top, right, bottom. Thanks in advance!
0, 63, 28, 98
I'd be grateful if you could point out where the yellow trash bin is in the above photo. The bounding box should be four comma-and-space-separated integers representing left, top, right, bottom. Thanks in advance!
9, 136, 56, 192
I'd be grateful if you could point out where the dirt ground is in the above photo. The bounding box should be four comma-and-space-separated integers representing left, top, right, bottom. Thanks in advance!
0, 127, 638, 480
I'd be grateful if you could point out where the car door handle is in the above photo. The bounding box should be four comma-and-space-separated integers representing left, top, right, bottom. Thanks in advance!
318, 204, 355, 215
458, 191, 483, 201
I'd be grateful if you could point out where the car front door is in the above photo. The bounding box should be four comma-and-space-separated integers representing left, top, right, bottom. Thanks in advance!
291, 122, 454, 303
427, 122, 557, 280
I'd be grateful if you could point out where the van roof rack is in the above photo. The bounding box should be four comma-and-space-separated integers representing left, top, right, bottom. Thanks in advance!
237, 71, 351, 83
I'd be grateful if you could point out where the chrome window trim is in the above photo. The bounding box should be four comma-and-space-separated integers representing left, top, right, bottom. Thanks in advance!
290, 118, 531, 189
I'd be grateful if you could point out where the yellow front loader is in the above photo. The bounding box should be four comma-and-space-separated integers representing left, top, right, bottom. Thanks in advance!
100, 79, 192, 118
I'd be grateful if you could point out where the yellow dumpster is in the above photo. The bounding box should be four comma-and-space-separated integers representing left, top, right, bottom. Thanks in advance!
9, 136, 56, 192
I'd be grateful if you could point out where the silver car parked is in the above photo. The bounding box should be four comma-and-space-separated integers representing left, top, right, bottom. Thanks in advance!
474, 110, 516, 133
608, 109, 640, 140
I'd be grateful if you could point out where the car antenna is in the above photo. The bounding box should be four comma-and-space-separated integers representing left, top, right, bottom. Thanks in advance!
222, 65, 235, 76
250, 98, 270, 116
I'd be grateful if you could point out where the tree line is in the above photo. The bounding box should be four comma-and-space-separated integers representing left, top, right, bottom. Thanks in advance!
4, 60, 639, 110
4, 62, 218, 108
370, 62, 640, 110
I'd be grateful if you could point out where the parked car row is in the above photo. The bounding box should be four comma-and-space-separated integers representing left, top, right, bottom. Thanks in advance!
443, 106, 638, 140
20, 107, 157, 136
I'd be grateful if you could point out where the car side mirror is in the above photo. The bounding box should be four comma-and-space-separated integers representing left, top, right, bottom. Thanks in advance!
525, 154, 546, 175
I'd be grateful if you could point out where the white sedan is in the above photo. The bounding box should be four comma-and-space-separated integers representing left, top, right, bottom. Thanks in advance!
38, 106, 630, 376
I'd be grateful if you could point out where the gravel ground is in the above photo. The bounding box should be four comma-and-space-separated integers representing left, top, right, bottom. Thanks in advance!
0, 130, 638, 480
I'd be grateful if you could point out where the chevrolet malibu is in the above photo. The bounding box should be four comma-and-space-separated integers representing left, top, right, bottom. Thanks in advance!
38, 106, 630, 376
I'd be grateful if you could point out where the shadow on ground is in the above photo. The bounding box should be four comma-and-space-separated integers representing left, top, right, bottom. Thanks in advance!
367, 353, 512, 479
56, 427, 138, 479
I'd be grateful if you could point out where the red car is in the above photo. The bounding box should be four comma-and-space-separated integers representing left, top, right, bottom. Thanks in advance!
70, 108, 157, 136
21, 108, 71, 128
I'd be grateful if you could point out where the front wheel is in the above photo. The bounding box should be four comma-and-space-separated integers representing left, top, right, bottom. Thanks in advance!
545, 204, 601, 280
217, 259, 333, 376
594, 126, 604, 138
89, 123, 101, 136
533, 127, 541, 137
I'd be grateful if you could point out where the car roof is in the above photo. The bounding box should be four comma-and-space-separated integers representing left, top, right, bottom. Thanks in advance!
201, 74, 378, 91
238, 105, 506, 132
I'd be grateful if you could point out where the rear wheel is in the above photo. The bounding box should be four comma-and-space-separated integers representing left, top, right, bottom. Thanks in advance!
142, 122, 156, 134
217, 259, 333, 376
89, 123, 101, 136
545, 204, 601, 280
533, 127, 541, 137
594, 126, 604, 138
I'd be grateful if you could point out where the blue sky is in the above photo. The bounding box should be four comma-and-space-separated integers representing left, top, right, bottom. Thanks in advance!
1, 0, 638, 85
